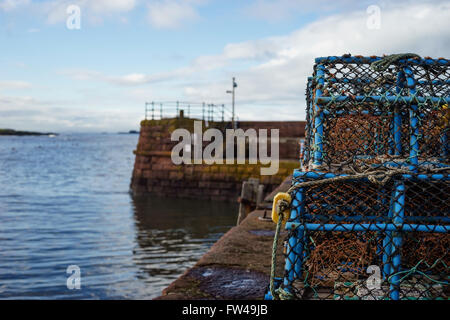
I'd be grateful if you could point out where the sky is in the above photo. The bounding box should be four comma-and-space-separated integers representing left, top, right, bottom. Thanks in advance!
0, 0, 449, 132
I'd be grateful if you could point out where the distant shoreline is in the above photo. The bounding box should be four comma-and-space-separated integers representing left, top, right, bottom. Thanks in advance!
0, 129, 58, 136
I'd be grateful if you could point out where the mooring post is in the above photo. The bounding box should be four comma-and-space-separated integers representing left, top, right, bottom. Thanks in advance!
237, 181, 252, 226
256, 184, 265, 208
236, 178, 260, 225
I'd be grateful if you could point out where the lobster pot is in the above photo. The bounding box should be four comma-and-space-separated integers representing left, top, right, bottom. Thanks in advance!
267, 55, 450, 301
302, 56, 449, 174
280, 171, 449, 300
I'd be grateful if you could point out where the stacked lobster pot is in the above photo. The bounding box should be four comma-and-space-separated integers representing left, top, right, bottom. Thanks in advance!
268, 54, 449, 300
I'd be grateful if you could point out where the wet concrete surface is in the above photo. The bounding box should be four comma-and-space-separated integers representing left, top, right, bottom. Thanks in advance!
155, 210, 286, 300
248, 230, 276, 237
189, 266, 269, 299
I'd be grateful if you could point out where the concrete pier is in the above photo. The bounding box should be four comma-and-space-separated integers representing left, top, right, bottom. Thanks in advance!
155, 209, 286, 300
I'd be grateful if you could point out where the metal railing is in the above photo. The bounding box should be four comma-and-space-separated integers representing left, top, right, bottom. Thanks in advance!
144, 101, 234, 122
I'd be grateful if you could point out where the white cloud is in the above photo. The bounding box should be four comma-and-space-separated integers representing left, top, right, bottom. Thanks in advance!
88, 0, 136, 13
0, 0, 203, 32
59, 69, 102, 81
0, 80, 32, 90
9, 1, 450, 130
147, 0, 203, 29
0, 0, 30, 12
176, 1, 450, 120
60, 67, 194, 86
14, 62, 27, 68
59, 1, 450, 123
1, 0, 206, 29
40, 0, 137, 24
0, 92, 142, 132
0, 0, 137, 22
244, 0, 444, 22
245, 0, 377, 22
33, 0, 201, 27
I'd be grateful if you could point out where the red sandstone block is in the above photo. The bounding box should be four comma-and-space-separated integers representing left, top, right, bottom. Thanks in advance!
219, 166, 229, 174
236, 166, 245, 174
246, 167, 254, 173
163, 164, 178, 171
184, 166, 194, 175
217, 182, 233, 189
260, 175, 271, 184
136, 155, 148, 162
169, 171, 184, 180
151, 125, 163, 131
199, 181, 211, 188
212, 195, 228, 201
201, 165, 211, 173
220, 174, 232, 182
179, 181, 194, 188
209, 166, 219, 173
220, 188, 234, 196
154, 171, 169, 179
151, 163, 164, 171
184, 173, 195, 181
192, 181, 202, 188
160, 180, 171, 186
161, 137, 174, 143
215, 172, 226, 181
193, 165, 205, 173
143, 170, 153, 179
139, 163, 152, 170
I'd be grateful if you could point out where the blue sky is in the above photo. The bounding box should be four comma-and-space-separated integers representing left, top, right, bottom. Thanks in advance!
0, 0, 449, 132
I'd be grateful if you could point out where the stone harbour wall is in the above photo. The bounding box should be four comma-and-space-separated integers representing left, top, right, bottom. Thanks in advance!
130, 117, 305, 201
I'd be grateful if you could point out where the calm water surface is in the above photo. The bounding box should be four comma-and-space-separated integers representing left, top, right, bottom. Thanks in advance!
0, 134, 237, 299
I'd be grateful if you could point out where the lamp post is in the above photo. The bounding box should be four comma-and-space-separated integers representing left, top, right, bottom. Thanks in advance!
226, 77, 237, 129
